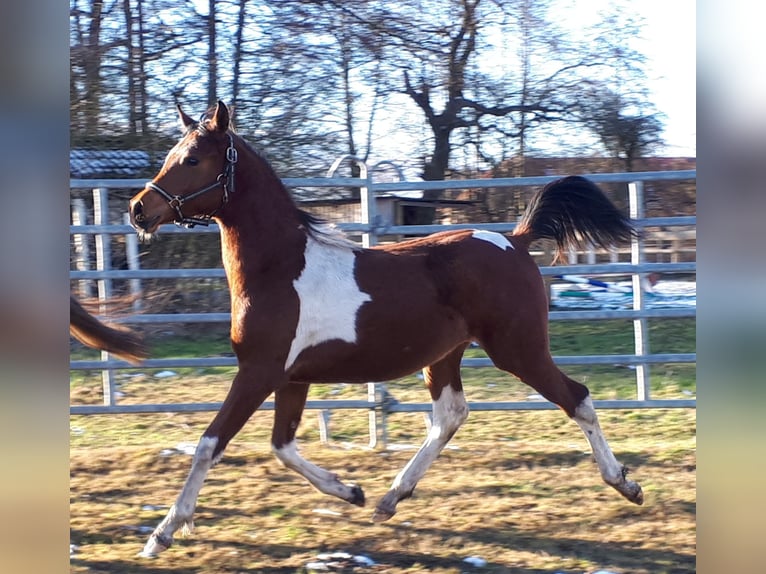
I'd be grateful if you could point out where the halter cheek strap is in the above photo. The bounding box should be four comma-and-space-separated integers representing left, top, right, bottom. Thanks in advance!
146, 133, 238, 229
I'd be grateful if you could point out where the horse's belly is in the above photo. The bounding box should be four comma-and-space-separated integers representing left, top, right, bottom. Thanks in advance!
286, 321, 469, 384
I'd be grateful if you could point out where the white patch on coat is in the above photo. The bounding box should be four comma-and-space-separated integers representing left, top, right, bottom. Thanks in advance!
573, 395, 624, 484
139, 435, 219, 557
427, 385, 470, 442
471, 230, 513, 250
390, 385, 469, 491
273, 440, 358, 500
285, 237, 371, 370
177, 436, 218, 515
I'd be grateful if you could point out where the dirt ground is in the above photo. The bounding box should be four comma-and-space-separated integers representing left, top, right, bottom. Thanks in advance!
70, 408, 695, 573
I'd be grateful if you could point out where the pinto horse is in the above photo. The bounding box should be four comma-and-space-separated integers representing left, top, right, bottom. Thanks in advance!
129, 101, 644, 557
69, 295, 147, 364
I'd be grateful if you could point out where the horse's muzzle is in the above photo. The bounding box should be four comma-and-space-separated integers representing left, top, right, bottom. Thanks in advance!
129, 198, 160, 233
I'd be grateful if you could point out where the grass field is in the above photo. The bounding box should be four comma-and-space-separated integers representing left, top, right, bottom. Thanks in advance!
70, 318, 696, 573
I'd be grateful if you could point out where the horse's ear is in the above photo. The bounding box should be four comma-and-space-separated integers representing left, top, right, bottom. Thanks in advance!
176, 104, 196, 130
210, 100, 230, 133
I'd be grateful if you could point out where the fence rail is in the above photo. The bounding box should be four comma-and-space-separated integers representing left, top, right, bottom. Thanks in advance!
70, 168, 696, 446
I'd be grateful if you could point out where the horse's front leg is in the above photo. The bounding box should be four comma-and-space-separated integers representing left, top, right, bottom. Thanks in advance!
271, 383, 365, 505
140, 369, 279, 557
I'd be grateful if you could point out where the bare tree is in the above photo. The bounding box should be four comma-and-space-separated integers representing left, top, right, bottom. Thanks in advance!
231, 0, 247, 110
122, 0, 151, 136
580, 88, 664, 171
70, 0, 108, 133
70, 0, 661, 185
395, 0, 653, 190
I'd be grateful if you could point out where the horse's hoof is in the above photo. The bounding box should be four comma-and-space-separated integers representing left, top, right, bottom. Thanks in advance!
619, 481, 644, 505
629, 484, 644, 505
349, 484, 366, 507
371, 499, 396, 522
371, 508, 394, 522
138, 534, 171, 558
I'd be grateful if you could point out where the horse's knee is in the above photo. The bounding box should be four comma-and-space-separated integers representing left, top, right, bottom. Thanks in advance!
430, 385, 469, 439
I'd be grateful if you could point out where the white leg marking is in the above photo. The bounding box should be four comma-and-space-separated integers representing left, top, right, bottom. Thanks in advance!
140, 436, 218, 557
286, 237, 372, 370
572, 396, 625, 484
471, 230, 513, 250
391, 385, 469, 495
273, 440, 359, 501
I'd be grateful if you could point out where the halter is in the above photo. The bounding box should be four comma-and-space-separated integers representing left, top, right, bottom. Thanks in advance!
146, 133, 238, 228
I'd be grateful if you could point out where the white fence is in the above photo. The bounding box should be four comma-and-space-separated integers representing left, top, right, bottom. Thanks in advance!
69, 169, 696, 446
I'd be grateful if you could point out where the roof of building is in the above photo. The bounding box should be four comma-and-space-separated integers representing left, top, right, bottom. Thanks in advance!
70, 149, 152, 179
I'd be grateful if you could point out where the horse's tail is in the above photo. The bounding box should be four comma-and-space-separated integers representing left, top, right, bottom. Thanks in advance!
69, 296, 148, 364
512, 175, 637, 262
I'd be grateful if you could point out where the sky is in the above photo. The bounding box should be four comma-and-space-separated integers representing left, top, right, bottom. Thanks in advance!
628, 0, 696, 156
538, 0, 696, 157
516, 0, 696, 157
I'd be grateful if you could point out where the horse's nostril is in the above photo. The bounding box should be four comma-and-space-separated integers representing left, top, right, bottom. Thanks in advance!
132, 202, 145, 223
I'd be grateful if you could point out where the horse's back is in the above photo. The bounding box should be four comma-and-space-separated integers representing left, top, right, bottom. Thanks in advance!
371, 228, 547, 318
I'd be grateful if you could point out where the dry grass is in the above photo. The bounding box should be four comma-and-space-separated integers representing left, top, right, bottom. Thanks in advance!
71, 319, 695, 572
70, 405, 695, 573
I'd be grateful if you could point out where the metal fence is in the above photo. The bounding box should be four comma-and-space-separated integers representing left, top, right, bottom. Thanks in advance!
70, 168, 696, 446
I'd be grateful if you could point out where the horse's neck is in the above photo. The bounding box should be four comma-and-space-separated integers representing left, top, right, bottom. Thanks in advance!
217, 161, 306, 296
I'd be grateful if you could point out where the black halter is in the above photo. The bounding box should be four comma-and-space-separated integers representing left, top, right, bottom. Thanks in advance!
146, 133, 238, 228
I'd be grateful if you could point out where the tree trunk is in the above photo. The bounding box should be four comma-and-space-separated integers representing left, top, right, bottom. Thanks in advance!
136, 0, 148, 135
83, 0, 105, 133
231, 0, 247, 110
422, 125, 452, 201
123, 0, 137, 136
207, 0, 217, 106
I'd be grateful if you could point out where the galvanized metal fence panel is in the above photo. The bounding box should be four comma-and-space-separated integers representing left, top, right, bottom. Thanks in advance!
70, 169, 696, 445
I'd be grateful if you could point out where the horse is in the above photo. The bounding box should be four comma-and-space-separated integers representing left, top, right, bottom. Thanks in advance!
70, 295, 148, 365
129, 100, 644, 557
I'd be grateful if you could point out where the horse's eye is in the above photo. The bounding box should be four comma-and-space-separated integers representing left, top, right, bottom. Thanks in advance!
184, 157, 199, 166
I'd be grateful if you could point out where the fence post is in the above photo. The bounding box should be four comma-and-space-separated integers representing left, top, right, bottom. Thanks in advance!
318, 410, 331, 444
358, 164, 377, 249
367, 383, 379, 448
71, 198, 93, 298
93, 188, 113, 308
93, 187, 116, 406
123, 213, 142, 310
628, 181, 650, 401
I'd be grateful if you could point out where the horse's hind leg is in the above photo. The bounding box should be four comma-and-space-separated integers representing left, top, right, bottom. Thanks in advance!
141, 369, 278, 557
373, 344, 469, 522
271, 383, 365, 505
485, 338, 643, 505
568, 387, 643, 504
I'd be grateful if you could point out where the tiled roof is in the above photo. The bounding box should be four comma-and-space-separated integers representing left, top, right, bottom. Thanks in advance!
70, 149, 152, 178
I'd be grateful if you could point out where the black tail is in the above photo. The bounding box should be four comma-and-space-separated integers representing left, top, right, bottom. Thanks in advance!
70, 296, 148, 364
513, 175, 637, 261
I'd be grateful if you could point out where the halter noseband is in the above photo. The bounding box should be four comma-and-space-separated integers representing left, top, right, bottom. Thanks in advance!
146, 133, 238, 228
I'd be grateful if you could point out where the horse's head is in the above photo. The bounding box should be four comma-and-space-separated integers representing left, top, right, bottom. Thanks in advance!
129, 100, 238, 239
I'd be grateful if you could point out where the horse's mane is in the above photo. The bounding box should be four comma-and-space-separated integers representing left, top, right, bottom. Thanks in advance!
297, 210, 361, 250
193, 111, 360, 251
